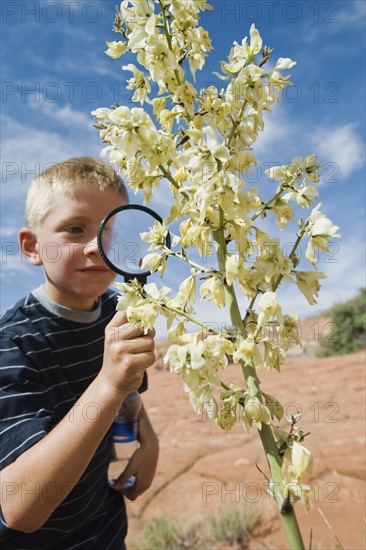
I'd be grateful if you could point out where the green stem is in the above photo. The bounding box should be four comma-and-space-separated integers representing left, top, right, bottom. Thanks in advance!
159, 0, 173, 52
163, 247, 217, 275
273, 231, 303, 291
159, 164, 179, 189
227, 99, 248, 147
158, 0, 195, 123
251, 189, 285, 222
146, 294, 230, 338
158, 165, 191, 202
212, 207, 305, 550
243, 294, 257, 326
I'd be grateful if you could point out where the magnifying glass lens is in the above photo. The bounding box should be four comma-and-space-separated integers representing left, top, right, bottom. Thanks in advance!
101, 209, 150, 273
98, 205, 170, 282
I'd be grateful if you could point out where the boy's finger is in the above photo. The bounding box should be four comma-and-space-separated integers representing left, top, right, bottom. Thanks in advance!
110, 312, 156, 336
107, 312, 156, 343
109, 310, 128, 326
107, 313, 144, 340
114, 466, 135, 491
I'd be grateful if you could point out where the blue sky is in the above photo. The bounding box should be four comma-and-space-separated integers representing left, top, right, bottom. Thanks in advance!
1, 0, 365, 336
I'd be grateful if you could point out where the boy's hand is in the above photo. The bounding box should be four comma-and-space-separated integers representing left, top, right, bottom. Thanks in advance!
113, 447, 150, 500
113, 402, 159, 500
101, 311, 155, 396
112, 438, 159, 500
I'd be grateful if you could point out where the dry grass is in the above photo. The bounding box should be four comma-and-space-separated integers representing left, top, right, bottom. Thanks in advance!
134, 500, 262, 549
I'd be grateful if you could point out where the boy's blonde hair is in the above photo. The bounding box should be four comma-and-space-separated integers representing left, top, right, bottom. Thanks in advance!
25, 157, 128, 233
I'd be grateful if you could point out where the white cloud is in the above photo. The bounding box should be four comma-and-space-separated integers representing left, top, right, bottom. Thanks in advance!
0, 115, 101, 201
252, 106, 295, 159
0, 254, 32, 278
274, 231, 365, 320
29, 102, 92, 128
338, 1, 366, 26
293, 0, 366, 45
254, 114, 365, 183
310, 123, 365, 180
320, 235, 365, 292
0, 225, 19, 238
1, 130, 76, 201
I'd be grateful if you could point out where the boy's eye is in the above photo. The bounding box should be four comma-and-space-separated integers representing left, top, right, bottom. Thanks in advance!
68, 226, 84, 234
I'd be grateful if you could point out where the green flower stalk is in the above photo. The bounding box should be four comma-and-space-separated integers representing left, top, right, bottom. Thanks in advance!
93, 2, 340, 548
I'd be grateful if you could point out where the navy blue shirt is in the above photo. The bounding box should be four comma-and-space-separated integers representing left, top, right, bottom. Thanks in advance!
0, 287, 134, 549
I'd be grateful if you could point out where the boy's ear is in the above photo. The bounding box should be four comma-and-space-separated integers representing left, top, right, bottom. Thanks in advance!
19, 227, 42, 266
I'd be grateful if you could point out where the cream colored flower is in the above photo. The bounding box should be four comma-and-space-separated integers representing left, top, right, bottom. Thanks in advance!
179, 218, 212, 256
280, 314, 302, 351
127, 302, 159, 333
248, 23, 262, 56
107, 106, 159, 157
216, 407, 235, 431
122, 63, 151, 104
274, 57, 296, 71
144, 35, 179, 82
233, 338, 262, 367
257, 292, 283, 328
243, 395, 271, 431
144, 282, 171, 300
293, 270, 327, 305
140, 219, 169, 249
178, 126, 230, 177
176, 275, 196, 306
290, 442, 313, 479
262, 392, 283, 422
225, 254, 240, 286
305, 204, 340, 265
140, 252, 167, 276
200, 276, 225, 308
91, 107, 112, 123
105, 40, 127, 59
189, 384, 217, 418
263, 341, 286, 371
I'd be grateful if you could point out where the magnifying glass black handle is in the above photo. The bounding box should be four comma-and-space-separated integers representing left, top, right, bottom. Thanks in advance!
125, 274, 147, 285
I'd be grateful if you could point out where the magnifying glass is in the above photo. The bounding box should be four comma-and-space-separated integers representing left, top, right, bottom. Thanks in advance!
97, 204, 171, 284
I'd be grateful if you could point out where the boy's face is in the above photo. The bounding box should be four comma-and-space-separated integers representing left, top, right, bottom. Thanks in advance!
27, 184, 126, 310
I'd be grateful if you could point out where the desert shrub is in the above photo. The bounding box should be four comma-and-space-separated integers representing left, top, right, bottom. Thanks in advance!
317, 288, 366, 357
138, 517, 183, 550
208, 501, 261, 547
136, 501, 261, 549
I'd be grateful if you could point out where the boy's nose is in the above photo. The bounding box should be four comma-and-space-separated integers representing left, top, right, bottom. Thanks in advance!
83, 237, 101, 258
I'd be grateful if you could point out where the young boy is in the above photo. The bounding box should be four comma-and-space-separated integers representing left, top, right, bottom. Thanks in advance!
0, 157, 159, 549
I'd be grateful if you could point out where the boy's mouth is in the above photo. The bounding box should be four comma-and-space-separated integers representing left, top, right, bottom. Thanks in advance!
80, 266, 110, 273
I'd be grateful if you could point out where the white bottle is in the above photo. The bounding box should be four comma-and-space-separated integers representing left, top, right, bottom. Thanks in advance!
112, 391, 142, 462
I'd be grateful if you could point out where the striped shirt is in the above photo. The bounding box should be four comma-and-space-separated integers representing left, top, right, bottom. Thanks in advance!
0, 287, 142, 549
